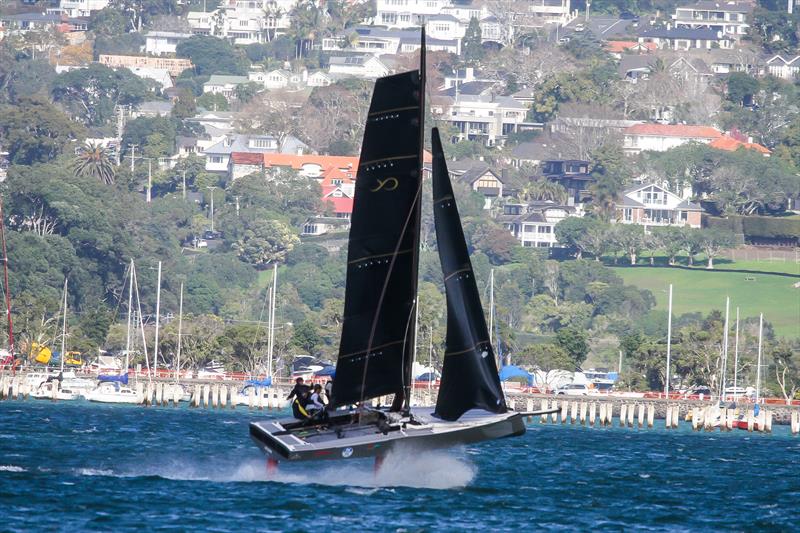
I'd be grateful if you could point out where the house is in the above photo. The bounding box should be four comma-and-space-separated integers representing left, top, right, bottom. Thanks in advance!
144, 31, 192, 56
301, 216, 351, 237
453, 165, 506, 209
328, 55, 390, 79
672, 1, 752, 41
638, 27, 733, 50
615, 183, 703, 229
204, 134, 309, 176
618, 55, 658, 81
375, 0, 451, 28
0, 12, 88, 34
694, 48, 761, 75
605, 40, 657, 58
433, 87, 531, 146
247, 68, 300, 89
765, 55, 800, 80
708, 136, 770, 155
499, 202, 577, 248
541, 159, 595, 208
228, 153, 358, 182
58, 0, 109, 17
131, 100, 174, 118
202, 75, 250, 98
511, 140, 561, 168
187, 0, 294, 44
307, 70, 334, 87
622, 123, 722, 154
128, 67, 173, 90
98, 55, 193, 76
585, 17, 639, 39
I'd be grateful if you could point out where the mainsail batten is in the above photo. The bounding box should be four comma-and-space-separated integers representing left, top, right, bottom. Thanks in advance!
431, 128, 507, 422
330, 70, 423, 409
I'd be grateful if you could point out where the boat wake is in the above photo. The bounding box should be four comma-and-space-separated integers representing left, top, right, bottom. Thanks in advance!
77, 448, 474, 490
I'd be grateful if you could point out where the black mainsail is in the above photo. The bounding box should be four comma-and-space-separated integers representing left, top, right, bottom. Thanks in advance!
329, 56, 425, 410
431, 128, 507, 421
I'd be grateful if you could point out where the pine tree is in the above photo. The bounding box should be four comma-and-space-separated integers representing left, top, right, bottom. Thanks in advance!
462, 17, 483, 65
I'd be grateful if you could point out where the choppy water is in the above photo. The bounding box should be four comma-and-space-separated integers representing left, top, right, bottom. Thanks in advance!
1, 401, 798, 531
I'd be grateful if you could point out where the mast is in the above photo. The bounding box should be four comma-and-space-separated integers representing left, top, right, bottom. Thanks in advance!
402, 25, 426, 412
733, 307, 740, 401
60, 278, 68, 374
267, 263, 277, 379
176, 282, 183, 384
721, 296, 730, 402
755, 312, 763, 403
664, 284, 673, 398
125, 260, 134, 374
153, 260, 162, 379
0, 196, 14, 370
488, 269, 494, 347
133, 264, 151, 385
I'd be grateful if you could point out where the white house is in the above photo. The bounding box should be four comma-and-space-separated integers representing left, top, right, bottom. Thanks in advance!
672, 1, 752, 41
615, 183, 703, 230
433, 88, 530, 146
307, 70, 334, 87
202, 75, 250, 98
375, 0, 451, 28
765, 55, 800, 80
453, 165, 506, 209
128, 67, 173, 90
187, 0, 294, 44
328, 55, 390, 79
58, 0, 110, 17
500, 202, 576, 248
144, 31, 192, 56
622, 123, 722, 154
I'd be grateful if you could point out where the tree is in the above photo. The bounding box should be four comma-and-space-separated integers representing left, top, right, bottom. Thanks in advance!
236, 91, 301, 147
175, 36, 248, 76
772, 339, 800, 402
555, 325, 589, 367
726, 72, 759, 106
516, 343, 573, 371
652, 226, 685, 265
0, 97, 86, 165
696, 228, 734, 269
299, 80, 371, 154
171, 89, 197, 119
52, 63, 151, 126
291, 320, 322, 353
287, 0, 323, 59
462, 17, 484, 65
576, 220, 609, 261
519, 180, 568, 204
680, 226, 703, 266
468, 220, 518, 265
554, 217, 592, 259
613, 224, 646, 265
73, 142, 116, 185
233, 218, 300, 267
89, 7, 127, 37
196, 92, 229, 111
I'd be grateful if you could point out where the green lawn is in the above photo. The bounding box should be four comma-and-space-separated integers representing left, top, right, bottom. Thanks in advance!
611, 264, 800, 338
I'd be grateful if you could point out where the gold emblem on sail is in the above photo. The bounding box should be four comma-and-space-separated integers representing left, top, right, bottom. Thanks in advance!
370, 177, 399, 192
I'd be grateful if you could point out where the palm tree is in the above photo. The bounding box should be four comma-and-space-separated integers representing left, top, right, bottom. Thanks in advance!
262, 1, 284, 42
518, 180, 569, 205
74, 142, 115, 185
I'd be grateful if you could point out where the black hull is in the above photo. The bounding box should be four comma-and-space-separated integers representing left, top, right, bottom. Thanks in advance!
249, 408, 525, 462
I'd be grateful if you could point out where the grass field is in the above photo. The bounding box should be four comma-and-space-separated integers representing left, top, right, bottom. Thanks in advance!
611, 261, 800, 338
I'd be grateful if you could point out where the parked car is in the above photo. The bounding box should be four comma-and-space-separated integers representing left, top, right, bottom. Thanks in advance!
555, 383, 589, 396
574, 23, 585, 32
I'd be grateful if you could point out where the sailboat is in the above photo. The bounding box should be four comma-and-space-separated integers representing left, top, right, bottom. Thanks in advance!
250, 34, 552, 464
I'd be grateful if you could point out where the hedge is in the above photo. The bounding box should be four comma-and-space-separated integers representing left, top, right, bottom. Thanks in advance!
706, 215, 800, 244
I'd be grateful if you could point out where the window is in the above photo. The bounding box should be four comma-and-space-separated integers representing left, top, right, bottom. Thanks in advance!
624, 208, 632, 221
303, 224, 318, 234
332, 179, 343, 185
210, 156, 224, 164
239, 20, 248, 26
399, 14, 410, 22
250, 138, 275, 149
537, 226, 551, 234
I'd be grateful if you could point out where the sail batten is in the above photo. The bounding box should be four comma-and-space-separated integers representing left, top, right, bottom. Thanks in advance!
431, 127, 507, 422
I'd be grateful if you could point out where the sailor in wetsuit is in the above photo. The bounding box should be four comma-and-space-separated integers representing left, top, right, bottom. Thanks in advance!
287, 377, 312, 420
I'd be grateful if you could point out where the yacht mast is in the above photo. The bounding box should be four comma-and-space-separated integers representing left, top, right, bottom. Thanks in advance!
0, 196, 14, 370
153, 261, 162, 379
60, 278, 68, 374
732, 307, 740, 401
755, 313, 763, 402
267, 263, 277, 379
720, 296, 730, 401
124, 259, 134, 373
176, 282, 183, 384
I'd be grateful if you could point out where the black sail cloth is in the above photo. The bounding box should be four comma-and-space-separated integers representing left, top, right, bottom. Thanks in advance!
330, 71, 423, 409
431, 127, 507, 421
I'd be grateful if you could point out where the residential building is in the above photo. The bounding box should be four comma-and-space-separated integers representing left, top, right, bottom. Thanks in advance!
58, 0, 109, 17
187, 0, 294, 44
98, 55, 193, 76
202, 75, 250, 98
375, 0, 450, 28
622, 123, 722, 154
144, 31, 192, 56
500, 202, 576, 248
765, 55, 800, 80
432, 83, 530, 146
541, 159, 594, 208
204, 134, 309, 176
228, 153, 358, 181
604, 40, 657, 59
0, 12, 87, 34
128, 67, 173, 90
708, 135, 770, 155
322, 26, 460, 57
328, 55, 390, 79
248, 68, 295, 89
638, 27, 733, 50
451, 164, 506, 209
523, 0, 574, 26
301, 216, 351, 237
131, 101, 174, 118
615, 183, 703, 229
307, 70, 334, 87
672, 1, 752, 41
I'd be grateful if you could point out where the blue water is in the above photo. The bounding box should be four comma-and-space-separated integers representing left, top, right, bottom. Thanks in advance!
1, 401, 798, 531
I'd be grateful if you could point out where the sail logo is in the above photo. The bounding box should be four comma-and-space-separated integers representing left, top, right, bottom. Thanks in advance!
341, 447, 354, 458
371, 177, 399, 192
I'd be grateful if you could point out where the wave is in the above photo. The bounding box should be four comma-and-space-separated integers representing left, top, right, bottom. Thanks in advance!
0, 465, 26, 472
95, 447, 474, 490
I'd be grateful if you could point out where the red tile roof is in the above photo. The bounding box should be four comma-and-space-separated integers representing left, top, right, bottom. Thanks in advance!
322, 186, 354, 215
709, 135, 771, 154
624, 124, 722, 139
605, 41, 657, 53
